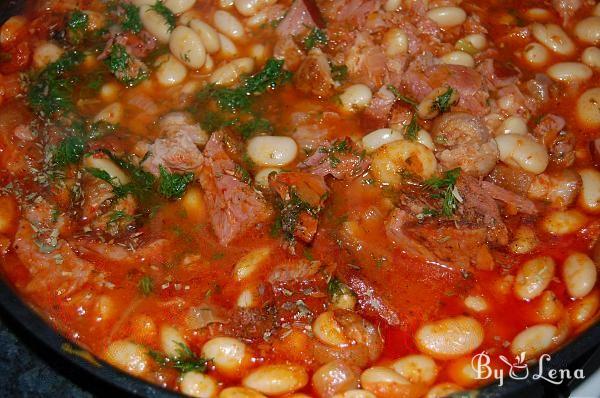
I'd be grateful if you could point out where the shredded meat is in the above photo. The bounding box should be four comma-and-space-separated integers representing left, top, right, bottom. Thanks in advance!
299, 138, 370, 180
294, 48, 335, 97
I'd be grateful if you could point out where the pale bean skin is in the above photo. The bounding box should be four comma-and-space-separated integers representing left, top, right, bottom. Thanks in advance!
332, 390, 376, 398
234, 0, 269, 16
441, 51, 474, 67
495, 133, 549, 174
531, 23, 575, 56
360, 366, 411, 398
523, 43, 549, 68
218, 33, 239, 58
496, 116, 528, 136
242, 364, 309, 395
510, 324, 558, 359
371, 140, 438, 186
33, 41, 64, 69
233, 247, 271, 281
414, 316, 484, 360
254, 167, 280, 187
312, 360, 360, 398
83, 155, 130, 185
416, 129, 434, 150
104, 340, 149, 376
527, 169, 582, 209
0, 16, 26, 45
547, 62, 592, 83
361, 128, 403, 153
542, 209, 588, 235
462, 33, 487, 51
563, 253, 597, 299
509, 226, 539, 254
577, 168, 600, 213
383, 28, 409, 56
513, 256, 555, 301
100, 82, 121, 102
390, 354, 438, 385
169, 26, 207, 69
464, 295, 489, 312
155, 54, 188, 86
313, 311, 349, 347
446, 357, 482, 387
201, 337, 249, 376
164, 0, 196, 14
339, 84, 373, 112
189, 19, 221, 54
246, 136, 298, 167
576, 87, 600, 128
426, 6, 467, 28
237, 287, 256, 308
93, 102, 124, 125
180, 372, 219, 398
417, 86, 459, 119
569, 291, 600, 327
574, 16, 600, 45
210, 57, 254, 85
218, 387, 267, 398
383, 0, 401, 12
214, 10, 245, 40
160, 325, 187, 357
182, 186, 207, 221
425, 383, 462, 398
140, 5, 172, 43
582, 47, 600, 69
534, 291, 564, 323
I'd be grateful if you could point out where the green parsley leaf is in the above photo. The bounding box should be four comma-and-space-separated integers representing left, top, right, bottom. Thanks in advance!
236, 117, 272, 139
304, 27, 328, 50
104, 44, 148, 86
433, 87, 455, 113
423, 168, 461, 217
53, 136, 86, 166
158, 165, 194, 199
404, 114, 419, 141
66, 10, 89, 44
150, 0, 176, 32
138, 275, 154, 296
387, 84, 418, 107
148, 342, 209, 373
330, 63, 348, 82
121, 2, 142, 33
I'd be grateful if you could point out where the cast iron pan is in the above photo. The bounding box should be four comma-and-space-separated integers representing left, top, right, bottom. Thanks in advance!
1, 2, 600, 397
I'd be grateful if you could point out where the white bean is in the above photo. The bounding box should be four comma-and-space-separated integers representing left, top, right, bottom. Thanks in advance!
417, 87, 459, 119
531, 23, 575, 56
100, 82, 121, 102
542, 209, 588, 235
496, 116, 528, 136
219, 387, 266, 398
233, 247, 271, 281
219, 0, 235, 8
446, 357, 482, 387
426, 6, 467, 28
360, 367, 410, 397
246, 136, 297, 167
577, 168, 600, 213
0, 16, 26, 45
160, 325, 187, 357
214, 10, 245, 40
361, 128, 403, 153
524, 8, 552, 21
164, 0, 196, 14
371, 140, 437, 186
383, 28, 409, 56
254, 167, 280, 187
569, 291, 600, 326
535, 291, 563, 323
576, 87, 600, 128
180, 372, 219, 398
155, 54, 188, 86
513, 256, 555, 301
574, 16, 600, 45
249, 44, 268, 62
563, 252, 597, 299
547, 62, 592, 83
140, 5, 172, 43
464, 295, 488, 312
237, 288, 256, 308
169, 26, 206, 69
210, 57, 254, 85
83, 155, 130, 185
383, 0, 401, 12
93, 102, 124, 125
339, 84, 372, 112
390, 355, 438, 385
189, 19, 221, 54
509, 226, 538, 254
415, 316, 484, 360
33, 41, 64, 69
218, 33, 239, 58
202, 337, 248, 375
312, 360, 360, 398
104, 340, 149, 376
332, 390, 376, 398
425, 383, 462, 398
312, 310, 348, 347
523, 43, 549, 68
510, 324, 557, 359
495, 133, 549, 174
234, 0, 266, 16
416, 129, 434, 150
202, 54, 215, 72
440, 51, 474, 67
242, 364, 309, 395
462, 33, 487, 50
582, 47, 600, 69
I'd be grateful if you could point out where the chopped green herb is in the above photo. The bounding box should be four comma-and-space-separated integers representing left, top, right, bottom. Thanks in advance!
104, 44, 148, 87
330, 63, 348, 82
454, 38, 478, 55
423, 167, 462, 217
304, 27, 328, 50
158, 165, 194, 199
327, 277, 356, 305
66, 10, 89, 44
150, 0, 176, 32
433, 87, 455, 113
236, 117, 272, 139
149, 342, 209, 373
53, 136, 86, 166
275, 187, 320, 243
243, 58, 292, 95
404, 114, 419, 141
121, 2, 142, 33
387, 84, 418, 107
138, 275, 154, 296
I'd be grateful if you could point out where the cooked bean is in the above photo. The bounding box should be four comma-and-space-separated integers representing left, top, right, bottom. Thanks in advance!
203, 54, 215, 72
531, 23, 575, 56
534, 290, 564, 323
528, 169, 582, 209
160, 325, 186, 357
180, 372, 219, 398
339, 84, 373, 112
0, 16, 26, 45
509, 226, 539, 254
164, 0, 196, 14
219, 387, 266, 398
246, 135, 298, 167
361, 128, 402, 153
513, 256, 555, 301
237, 287, 256, 308
234, 0, 267, 16
415, 316, 484, 360
441, 50, 474, 67
254, 167, 280, 187
100, 82, 121, 102
249, 44, 268, 61
416, 87, 459, 120
219, 0, 235, 8
312, 360, 360, 398
210, 57, 254, 85
83, 155, 130, 185
182, 186, 207, 221
446, 357, 481, 387
576, 87, 600, 128
496, 116, 528, 136
242, 364, 309, 395
424, 383, 462, 398
524, 7, 552, 21
140, 5, 172, 43
542, 209, 588, 235
93, 102, 124, 125
202, 337, 249, 375
426, 7, 467, 28
416, 129, 434, 150
547, 62, 592, 82
569, 291, 600, 326
33, 41, 63, 69
218, 33, 239, 58
155, 54, 188, 86
495, 133, 549, 174
563, 252, 597, 299
360, 367, 410, 398
582, 47, 600, 69
233, 247, 271, 281
510, 323, 557, 359
577, 168, 600, 213
189, 19, 221, 54
383, 28, 408, 56
214, 10, 245, 40
523, 43, 549, 67
383, 0, 401, 11
464, 295, 489, 312
313, 311, 349, 347
463, 33, 487, 50
371, 139, 438, 186
332, 390, 376, 398
169, 26, 206, 69
574, 16, 600, 45
390, 354, 438, 385
105, 340, 149, 376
